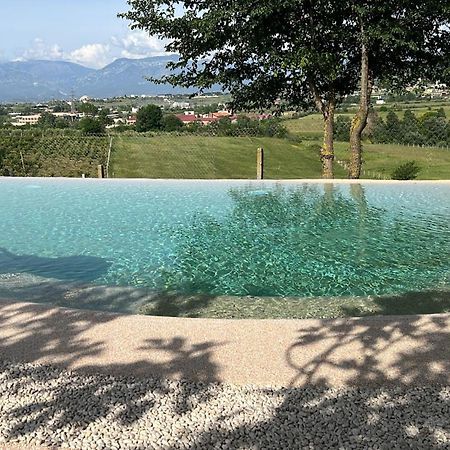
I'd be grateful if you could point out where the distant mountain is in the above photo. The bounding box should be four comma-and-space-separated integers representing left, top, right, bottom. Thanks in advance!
0, 60, 94, 102
0, 56, 196, 102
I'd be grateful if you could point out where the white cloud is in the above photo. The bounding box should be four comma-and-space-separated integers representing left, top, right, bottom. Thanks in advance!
15, 31, 171, 69
22, 38, 64, 61
111, 31, 171, 59
68, 43, 111, 69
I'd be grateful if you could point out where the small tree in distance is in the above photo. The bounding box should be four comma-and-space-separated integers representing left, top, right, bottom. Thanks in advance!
136, 104, 163, 132
79, 117, 104, 135
162, 114, 183, 132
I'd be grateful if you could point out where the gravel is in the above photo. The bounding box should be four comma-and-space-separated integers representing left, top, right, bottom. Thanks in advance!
0, 360, 448, 450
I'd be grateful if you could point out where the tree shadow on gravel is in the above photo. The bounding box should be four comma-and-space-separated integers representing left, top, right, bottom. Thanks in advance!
143, 314, 448, 450
0, 300, 221, 447
1, 299, 448, 449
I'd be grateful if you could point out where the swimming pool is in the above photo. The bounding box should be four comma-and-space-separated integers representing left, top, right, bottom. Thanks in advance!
1, 179, 449, 317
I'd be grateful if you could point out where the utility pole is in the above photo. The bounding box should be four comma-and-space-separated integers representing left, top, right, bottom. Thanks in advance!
70, 89, 76, 114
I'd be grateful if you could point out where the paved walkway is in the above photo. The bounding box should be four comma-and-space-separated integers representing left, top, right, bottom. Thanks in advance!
0, 299, 448, 387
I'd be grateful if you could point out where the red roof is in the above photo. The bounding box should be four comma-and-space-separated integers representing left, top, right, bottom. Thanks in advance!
176, 114, 198, 123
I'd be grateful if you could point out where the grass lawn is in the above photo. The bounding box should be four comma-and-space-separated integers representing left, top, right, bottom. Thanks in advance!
284, 104, 450, 136
334, 142, 450, 180
110, 134, 348, 179
111, 133, 450, 180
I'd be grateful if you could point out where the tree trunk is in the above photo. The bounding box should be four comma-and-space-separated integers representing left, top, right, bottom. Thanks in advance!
349, 36, 372, 179
307, 78, 335, 179
321, 99, 336, 179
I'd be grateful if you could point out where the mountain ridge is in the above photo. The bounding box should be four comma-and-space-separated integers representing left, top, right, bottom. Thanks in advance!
0, 56, 193, 102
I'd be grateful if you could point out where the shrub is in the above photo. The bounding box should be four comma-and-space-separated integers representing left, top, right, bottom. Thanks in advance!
391, 161, 421, 180
334, 115, 351, 141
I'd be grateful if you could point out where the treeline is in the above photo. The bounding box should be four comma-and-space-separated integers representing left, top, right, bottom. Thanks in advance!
185, 117, 288, 138
0, 129, 109, 177
134, 104, 287, 137
335, 108, 450, 147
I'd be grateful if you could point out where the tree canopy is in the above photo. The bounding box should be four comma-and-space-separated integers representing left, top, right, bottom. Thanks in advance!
136, 104, 163, 132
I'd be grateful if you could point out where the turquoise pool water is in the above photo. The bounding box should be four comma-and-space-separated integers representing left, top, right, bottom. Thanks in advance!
0, 179, 449, 312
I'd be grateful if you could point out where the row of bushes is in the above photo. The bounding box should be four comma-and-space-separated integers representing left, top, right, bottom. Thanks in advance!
335, 108, 450, 147
133, 104, 288, 137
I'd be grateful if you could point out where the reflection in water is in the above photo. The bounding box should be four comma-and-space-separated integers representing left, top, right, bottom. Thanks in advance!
0, 247, 111, 282
162, 184, 450, 298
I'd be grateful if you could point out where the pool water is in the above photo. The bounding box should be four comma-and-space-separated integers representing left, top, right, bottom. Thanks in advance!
0, 179, 449, 313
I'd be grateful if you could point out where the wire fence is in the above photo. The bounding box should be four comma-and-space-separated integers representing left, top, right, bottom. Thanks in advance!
107, 129, 305, 180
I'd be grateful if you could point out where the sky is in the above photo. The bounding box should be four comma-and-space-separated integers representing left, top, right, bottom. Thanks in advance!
0, 0, 170, 68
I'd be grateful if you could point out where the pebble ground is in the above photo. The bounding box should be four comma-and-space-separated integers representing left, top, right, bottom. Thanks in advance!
0, 360, 448, 450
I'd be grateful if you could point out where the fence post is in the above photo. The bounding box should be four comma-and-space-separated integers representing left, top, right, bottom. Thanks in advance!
106, 135, 113, 178
257, 147, 264, 180
97, 164, 105, 179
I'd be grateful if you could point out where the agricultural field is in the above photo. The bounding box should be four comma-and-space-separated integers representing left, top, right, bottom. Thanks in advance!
0, 130, 109, 177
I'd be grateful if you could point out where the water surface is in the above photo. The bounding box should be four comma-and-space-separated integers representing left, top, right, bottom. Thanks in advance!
0, 179, 449, 314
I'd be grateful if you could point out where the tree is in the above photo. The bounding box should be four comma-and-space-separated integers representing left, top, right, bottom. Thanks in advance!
385, 110, 402, 142
348, 2, 450, 178
37, 112, 56, 128
120, 1, 362, 178
78, 117, 104, 135
78, 102, 99, 116
162, 114, 184, 132
136, 104, 163, 132
98, 108, 113, 127
52, 102, 71, 113
55, 118, 71, 129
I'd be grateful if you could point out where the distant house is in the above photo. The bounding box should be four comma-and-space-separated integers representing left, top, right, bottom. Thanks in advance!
126, 114, 137, 125
52, 112, 80, 121
176, 114, 199, 124
212, 111, 232, 118
176, 112, 239, 126
12, 114, 41, 126
172, 101, 191, 109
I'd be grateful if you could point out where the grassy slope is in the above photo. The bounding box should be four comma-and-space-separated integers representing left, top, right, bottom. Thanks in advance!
284, 105, 450, 135
283, 105, 450, 179
111, 130, 450, 180
334, 142, 450, 180
110, 134, 347, 179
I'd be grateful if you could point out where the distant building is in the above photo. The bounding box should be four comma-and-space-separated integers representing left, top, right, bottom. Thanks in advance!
12, 114, 41, 126
52, 112, 80, 121
176, 114, 199, 124
126, 114, 137, 125
172, 101, 191, 109
79, 95, 91, 103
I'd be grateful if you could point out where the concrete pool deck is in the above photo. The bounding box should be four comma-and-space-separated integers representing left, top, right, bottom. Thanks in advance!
0, 298, 448, 388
